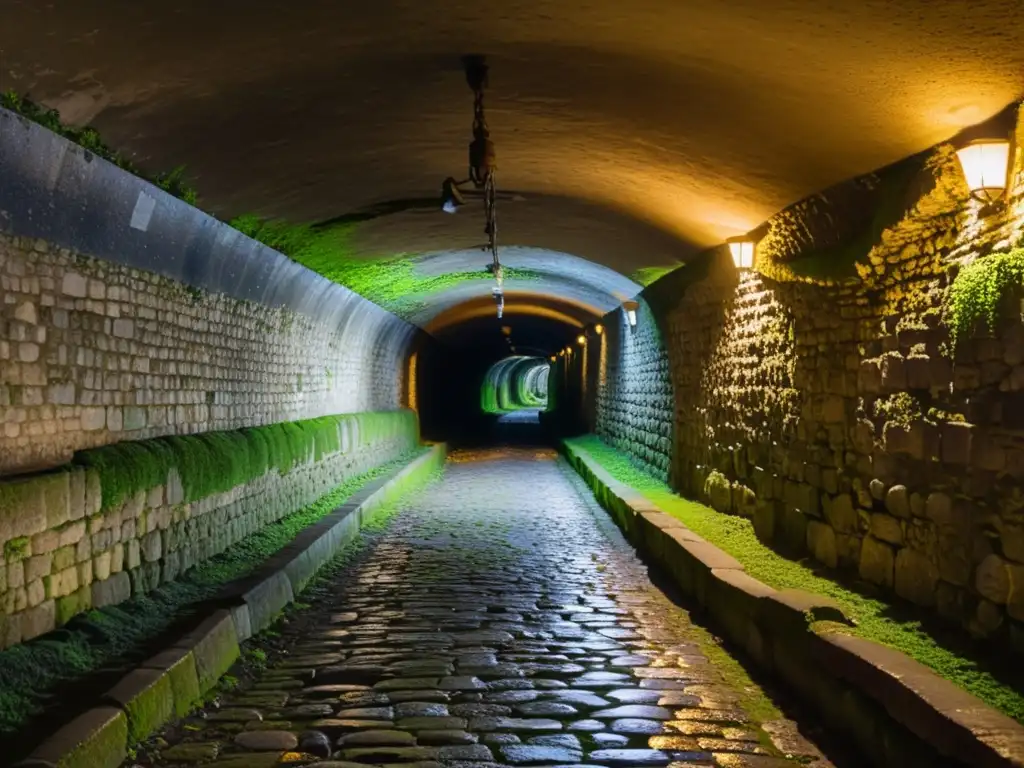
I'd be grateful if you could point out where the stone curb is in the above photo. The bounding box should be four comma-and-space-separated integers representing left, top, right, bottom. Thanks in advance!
14, 443, 447, 768
563, 441, 1024, 768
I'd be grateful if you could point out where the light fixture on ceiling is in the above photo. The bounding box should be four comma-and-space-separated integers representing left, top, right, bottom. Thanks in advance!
623, 300, 639, 329
440, 177, 466, 213
956, 138, 1012, 204
727, 236, 757, 271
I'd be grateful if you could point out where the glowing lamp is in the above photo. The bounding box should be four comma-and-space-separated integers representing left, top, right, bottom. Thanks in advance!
550, 355, 556, 362
727, 237, 756, 270
623, 300, 639, 328
577, 334, 586, 346
956, 139, 1011, 204
595, 324, 604, 335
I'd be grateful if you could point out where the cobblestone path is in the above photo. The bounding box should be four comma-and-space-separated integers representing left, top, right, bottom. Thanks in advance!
140, 449, 837, 768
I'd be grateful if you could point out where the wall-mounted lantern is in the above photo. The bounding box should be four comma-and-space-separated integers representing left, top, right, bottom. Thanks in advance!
956, 138, 1012, 204
727, 236, 757, 270
623, 300, 639, 329
594, 324, 604, 335
550, 355, 556, 362
577, 334, 586, 346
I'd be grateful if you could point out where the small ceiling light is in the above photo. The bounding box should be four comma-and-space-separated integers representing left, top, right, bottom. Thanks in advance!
594, 324, 604, 335
441, 177, 465, 214
956, 138, 1011, 204
623, 300, 639, 329
727, 236, 757, 270
577, 334, 586, 346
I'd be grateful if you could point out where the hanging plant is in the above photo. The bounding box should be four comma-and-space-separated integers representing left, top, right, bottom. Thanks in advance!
944, 248, 1024, 348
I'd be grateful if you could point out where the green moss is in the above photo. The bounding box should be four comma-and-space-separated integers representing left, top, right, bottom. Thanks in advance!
944, 248, 1024, 348
630, 265, 679, 287
56, 709, 127, 768
55, 587, 92, 627
123, 673, 174, 744
3, 537, 29, 561
230, 215, 541, 317
0, 445, 427, 737
165, 653, 202, 718
1, 90, 197, 206
565, 435, 1024, 724
73, 410, 414, 512
872, 391, 921, 427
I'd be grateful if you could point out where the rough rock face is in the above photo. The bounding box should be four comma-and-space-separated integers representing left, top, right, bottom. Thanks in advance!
581, 106, 1024, 650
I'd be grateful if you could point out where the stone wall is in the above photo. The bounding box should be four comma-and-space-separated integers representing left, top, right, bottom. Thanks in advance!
0, 232, 418, 475
0, 410, 418, 649
571, 104, 1024, 649
593, 300, 673, 480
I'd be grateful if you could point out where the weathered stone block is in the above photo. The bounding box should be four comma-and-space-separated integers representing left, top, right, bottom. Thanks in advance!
940, 422, 973, 465
975, 554, 1011, 604
92, 571, 131, 608
883, 485, 909, 518
806, 521, 837, 569
25, 706, 127, 768
894, 548, 938, 606
824, 492, 858, 533
859, 536, 894, 588
870, 513, 903, 545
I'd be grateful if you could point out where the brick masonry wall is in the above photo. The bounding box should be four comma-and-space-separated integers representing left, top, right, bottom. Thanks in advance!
0, 232, 416, 475
0, 412, 418, 648
593, 300, 673, 481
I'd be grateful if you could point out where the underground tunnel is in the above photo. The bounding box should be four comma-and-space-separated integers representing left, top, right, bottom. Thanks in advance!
2, 3, 1024, 767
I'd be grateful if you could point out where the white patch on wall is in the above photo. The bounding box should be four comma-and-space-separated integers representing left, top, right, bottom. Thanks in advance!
129, 191, 157, 232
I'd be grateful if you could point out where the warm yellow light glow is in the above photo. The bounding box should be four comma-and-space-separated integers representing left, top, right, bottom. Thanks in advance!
623, 300, 639, 328
577, 335, 586, 346
956, 139, 1011, 203
595, 324, 604, 335
550, 355, 556, 362
406, 353, 418, 413
728, 238, 756, 270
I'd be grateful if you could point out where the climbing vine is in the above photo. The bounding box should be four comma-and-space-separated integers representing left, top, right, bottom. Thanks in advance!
944, 248, 1024, 348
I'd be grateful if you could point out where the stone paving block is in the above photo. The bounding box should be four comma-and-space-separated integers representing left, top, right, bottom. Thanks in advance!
130, 452, 835, 768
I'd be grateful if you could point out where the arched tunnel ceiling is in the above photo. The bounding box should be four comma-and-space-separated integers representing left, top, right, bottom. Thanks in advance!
4, 0, 1024, 325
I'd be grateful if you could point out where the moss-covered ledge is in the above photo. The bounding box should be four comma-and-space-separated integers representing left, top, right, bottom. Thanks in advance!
13, 443, 445, 768
563, 436, 1024, 768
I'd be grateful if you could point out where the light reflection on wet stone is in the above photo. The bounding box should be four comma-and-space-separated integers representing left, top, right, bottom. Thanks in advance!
134, 450, 835, 768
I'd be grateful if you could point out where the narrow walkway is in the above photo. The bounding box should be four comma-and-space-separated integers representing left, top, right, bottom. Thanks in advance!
141, 449, 837, 768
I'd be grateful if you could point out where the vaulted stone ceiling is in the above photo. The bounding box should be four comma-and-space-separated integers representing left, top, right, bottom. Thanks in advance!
4, 0, 1024, 294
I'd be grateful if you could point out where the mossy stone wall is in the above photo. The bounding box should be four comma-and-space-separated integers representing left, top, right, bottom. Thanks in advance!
573, 105, 1024, 651
0, 410, 418, 650
592, 299, 672, 481
0, 232, 416, 476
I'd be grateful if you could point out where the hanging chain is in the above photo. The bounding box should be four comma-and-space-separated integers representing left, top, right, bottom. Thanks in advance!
466, 59, 501, 286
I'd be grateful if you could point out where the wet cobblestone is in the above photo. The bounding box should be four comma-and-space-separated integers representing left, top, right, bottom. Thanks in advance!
134, 449, 836, 768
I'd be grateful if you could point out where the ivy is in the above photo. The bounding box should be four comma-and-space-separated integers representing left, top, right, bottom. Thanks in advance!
945, 248, 1024, 348
1, 90, 198, 205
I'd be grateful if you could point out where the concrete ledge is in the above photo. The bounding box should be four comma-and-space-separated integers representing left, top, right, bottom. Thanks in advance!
17, 443, 446, 768
563, 440, 1024, 768
19, 707, 127, 768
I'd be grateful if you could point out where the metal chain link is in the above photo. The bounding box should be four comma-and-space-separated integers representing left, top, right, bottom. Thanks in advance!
469, 68, 501, 285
